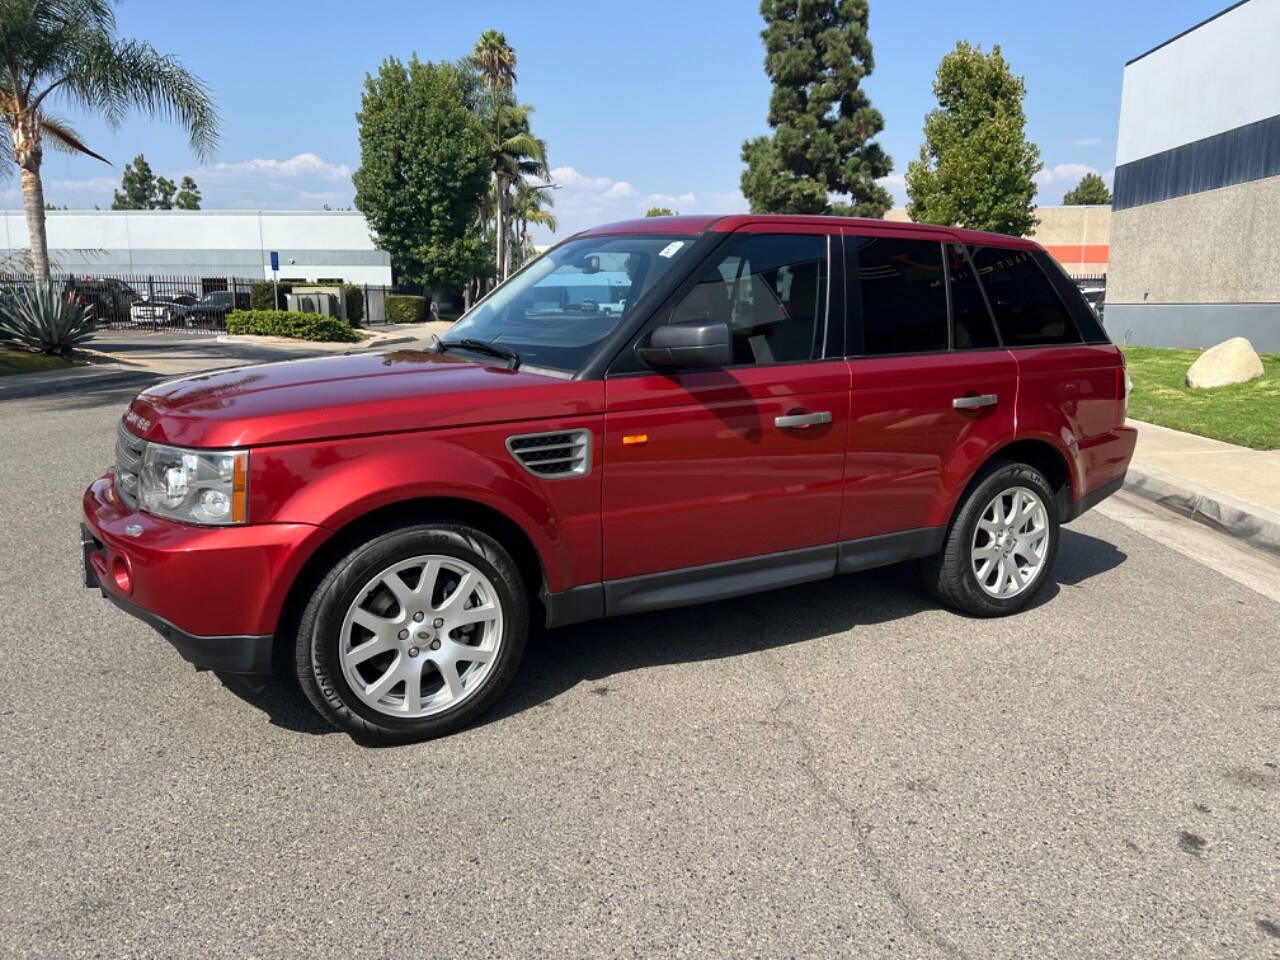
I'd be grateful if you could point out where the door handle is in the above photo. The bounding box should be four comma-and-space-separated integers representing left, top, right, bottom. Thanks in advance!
774, 410, 832, 429
952, 394, 999, 410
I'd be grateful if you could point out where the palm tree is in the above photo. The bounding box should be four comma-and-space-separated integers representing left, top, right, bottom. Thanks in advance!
511, 180, 557, 269
472, 30, 517, 283
492, 102, 548, 279
1, 0, 218, 282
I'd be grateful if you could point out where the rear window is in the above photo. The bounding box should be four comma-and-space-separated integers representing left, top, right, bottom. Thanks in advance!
968, 246, 1081, 346
849, 237, 948, 355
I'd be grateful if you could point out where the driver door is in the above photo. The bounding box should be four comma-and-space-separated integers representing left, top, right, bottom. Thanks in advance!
601, 228, 849, 606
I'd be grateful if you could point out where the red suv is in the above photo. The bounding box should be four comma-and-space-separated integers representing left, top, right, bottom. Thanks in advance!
82, 215, 1137, 743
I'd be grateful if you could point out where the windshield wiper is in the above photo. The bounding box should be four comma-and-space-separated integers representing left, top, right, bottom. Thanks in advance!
437, 337, 521, 370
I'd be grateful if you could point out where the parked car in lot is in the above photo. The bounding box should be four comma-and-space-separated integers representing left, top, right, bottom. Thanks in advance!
129, 293, 197, 326
67, 276, 140, 324
82, 214, 1137, 743
182, 290, 246, 326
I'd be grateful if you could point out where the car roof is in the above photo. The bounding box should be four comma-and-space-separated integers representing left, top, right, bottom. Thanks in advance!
575, 213, 1039, 250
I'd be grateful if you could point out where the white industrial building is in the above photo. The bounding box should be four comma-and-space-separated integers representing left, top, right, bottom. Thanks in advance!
1107, 0, 1280, 350
0, 209, 392, 285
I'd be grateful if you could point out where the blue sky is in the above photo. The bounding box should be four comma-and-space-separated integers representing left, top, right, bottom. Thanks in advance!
4, 0, 1227, 237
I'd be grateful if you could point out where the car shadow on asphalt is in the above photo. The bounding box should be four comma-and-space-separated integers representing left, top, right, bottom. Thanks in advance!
486, 526, 1128, 728
214, 527, 1126, 740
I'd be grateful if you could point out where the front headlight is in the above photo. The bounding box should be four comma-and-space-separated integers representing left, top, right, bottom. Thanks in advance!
139, 443, 248, 525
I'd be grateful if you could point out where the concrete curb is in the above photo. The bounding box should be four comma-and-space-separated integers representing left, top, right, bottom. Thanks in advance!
0, 366, 162, 402
1123, 466, 1280, 557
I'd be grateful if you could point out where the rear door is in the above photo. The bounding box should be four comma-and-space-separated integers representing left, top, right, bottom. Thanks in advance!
839, 231, 1017, 557
602, 227, 849, 588
966, 244, 1126, 478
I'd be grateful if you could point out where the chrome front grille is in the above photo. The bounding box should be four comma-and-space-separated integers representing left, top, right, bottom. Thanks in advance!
115, 419, 146, 507
505, 429, 591, 478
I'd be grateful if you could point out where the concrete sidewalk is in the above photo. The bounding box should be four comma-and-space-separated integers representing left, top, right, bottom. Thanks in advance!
1124, 419, 1280, 555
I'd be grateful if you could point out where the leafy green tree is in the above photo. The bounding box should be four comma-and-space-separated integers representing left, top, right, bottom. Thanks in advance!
1, 0, 218, 282
906, 42, 1042, 236
1062, 172, 1111, 206
174, 175, 200, 209
353, 56, 490, 294
111, 154, 155, 209
740, 0, 893, 217
153, 175, 176, 209
645, 206, 677, 217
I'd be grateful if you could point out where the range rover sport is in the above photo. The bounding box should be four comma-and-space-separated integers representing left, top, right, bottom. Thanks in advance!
82, 214, 1137, 743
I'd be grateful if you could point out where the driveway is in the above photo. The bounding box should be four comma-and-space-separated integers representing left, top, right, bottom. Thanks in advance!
2, 379, 1278, 959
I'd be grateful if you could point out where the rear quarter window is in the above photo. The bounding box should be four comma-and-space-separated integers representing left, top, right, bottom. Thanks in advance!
1032, 251, 1110, 343
969, 246, 1082, 347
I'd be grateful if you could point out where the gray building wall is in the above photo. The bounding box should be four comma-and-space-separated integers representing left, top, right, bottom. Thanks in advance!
1108, 0, 1280, 351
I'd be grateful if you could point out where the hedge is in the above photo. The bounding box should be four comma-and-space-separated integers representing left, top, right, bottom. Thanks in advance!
226, 309, 360, 342
249, 280, 292, 311
343, 284, 364, 325
385, 294, 426, 324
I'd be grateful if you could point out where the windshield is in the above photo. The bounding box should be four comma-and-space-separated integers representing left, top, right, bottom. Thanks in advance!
447, 234, 695, 372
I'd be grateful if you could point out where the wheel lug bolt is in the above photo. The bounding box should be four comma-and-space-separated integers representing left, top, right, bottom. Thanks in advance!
412, 611, 425, 622
398, 629, 409, 640
433, 617, 444, 628
407, 646, 420, 657
430, 639, 441, 650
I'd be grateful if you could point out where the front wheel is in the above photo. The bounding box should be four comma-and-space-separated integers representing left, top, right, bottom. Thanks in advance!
921, 462, 1059, 617
295, 523, 529, 743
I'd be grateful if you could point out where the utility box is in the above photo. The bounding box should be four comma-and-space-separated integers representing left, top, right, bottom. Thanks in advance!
286, 285, 345, 320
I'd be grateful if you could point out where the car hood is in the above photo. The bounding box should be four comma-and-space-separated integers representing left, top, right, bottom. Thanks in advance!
126, 349, 601, 448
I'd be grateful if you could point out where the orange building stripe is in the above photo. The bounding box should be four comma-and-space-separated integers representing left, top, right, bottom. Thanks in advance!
1043, 244, 1110, 264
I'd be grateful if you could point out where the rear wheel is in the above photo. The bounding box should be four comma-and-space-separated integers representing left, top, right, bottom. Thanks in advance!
921, 462, 1059, 617
296, 523, 528, 743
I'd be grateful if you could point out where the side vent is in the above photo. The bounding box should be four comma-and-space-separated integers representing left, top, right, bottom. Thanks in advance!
506, 429, 591, 478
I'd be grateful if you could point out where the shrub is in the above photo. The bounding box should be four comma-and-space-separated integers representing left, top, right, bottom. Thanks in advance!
0, 284, 96, 354
249, 280, 293, 311
226, 309, 360, 342
385, 294, 426, 324
343, 283, 364, 325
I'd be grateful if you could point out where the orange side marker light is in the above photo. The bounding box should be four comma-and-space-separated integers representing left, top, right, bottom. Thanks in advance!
622, 433, 649, 446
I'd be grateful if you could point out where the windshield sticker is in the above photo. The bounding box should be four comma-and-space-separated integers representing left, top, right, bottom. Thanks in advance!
658, 241, 686, 259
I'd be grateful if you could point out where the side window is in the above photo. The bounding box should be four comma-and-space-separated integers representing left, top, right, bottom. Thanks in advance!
946, 244, 1000, 349
968, 246, 1082, 346
668, 233, 828, 365
849, 236, 948, 355
1032, 251, 1110, 343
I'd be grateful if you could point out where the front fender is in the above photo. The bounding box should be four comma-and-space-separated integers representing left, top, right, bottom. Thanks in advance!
247, 419, 603, 593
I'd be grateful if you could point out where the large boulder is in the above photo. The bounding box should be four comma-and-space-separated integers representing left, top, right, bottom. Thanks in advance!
1185, 337, 1265, 389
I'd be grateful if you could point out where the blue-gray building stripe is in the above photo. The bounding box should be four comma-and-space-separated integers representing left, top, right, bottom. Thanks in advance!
1113, 112, 1280, 210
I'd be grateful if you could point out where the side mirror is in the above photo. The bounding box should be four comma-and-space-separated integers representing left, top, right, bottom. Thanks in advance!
636, 319, 732, 370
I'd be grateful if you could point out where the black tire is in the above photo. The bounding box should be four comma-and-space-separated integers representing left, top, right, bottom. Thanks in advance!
920, 461, 1060, 617
295, 523, 529, 744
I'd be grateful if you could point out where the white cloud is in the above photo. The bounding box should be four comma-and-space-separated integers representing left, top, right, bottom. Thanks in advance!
1034, 163, 1114, 203
537, 164, 747, 239
3, 152, 357, 210
1071, 137, 1103, 148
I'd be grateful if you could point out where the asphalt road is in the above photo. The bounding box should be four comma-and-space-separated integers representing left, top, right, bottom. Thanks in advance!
2, 381, 1278, 959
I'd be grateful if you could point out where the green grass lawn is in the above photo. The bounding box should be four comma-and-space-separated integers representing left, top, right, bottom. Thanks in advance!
0, 346, 81, 378
1122, 345, 1280, 450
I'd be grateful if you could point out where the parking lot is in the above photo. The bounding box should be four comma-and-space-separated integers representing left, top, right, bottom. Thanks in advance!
2, 380, 1278, 959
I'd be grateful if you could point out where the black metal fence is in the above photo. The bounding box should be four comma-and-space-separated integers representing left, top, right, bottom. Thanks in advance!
0, 272, 399, 332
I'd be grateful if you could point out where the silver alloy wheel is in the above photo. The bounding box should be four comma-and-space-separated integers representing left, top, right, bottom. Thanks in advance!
339, 555, 504, 718
971, 485, 1050, 599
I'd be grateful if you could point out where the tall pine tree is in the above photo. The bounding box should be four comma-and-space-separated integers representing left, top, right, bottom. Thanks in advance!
741, 0, 893, 217
905, 42, 1042, 236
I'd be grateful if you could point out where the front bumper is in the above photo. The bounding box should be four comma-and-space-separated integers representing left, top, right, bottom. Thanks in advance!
82, 473, 328, 675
